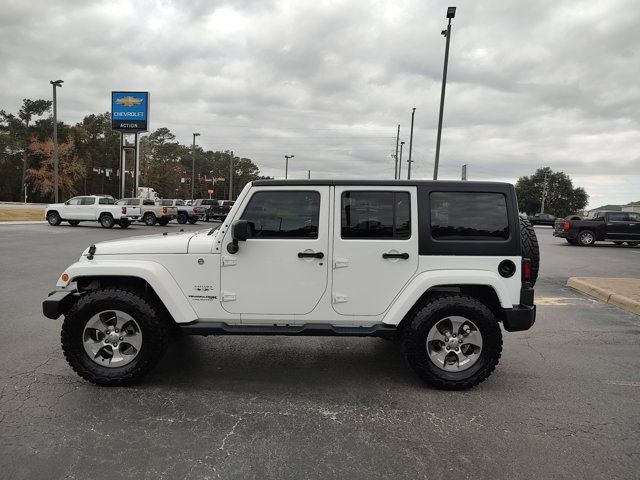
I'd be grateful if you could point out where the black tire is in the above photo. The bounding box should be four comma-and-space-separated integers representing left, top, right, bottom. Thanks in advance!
157, 218, 169, 226
177, 213, 188, 224
401, 294, 502, 390
118, 220, 130, 229
613, 241, 624, 245
47, 211, 62, 226
519, 217, 539, 286
143, 213, 157, 226
61, 288, 170, 386
187, 217, 198, 224
68, 220, 80, 226
100, 214, 115, 229
628, 242, 639, 247
577, 230, 596, 246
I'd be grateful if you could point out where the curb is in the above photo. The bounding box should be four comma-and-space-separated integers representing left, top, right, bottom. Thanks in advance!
567, 277, 640, 316
0, 221, 47, 225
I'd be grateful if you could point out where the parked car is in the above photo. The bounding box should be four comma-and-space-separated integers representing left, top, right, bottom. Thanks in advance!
208, 200, 235, 221
191, 198, 218, 221
554, 211, 640, 246
117, 198, 177, 226
44, 179, 538, 390
45, 195, 139, 228
528, 213, 556, 226
156, 199, 198, 225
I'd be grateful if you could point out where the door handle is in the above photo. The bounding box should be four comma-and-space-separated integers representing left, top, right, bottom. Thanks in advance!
382, 252, 409, 259
298, 251, 324, 259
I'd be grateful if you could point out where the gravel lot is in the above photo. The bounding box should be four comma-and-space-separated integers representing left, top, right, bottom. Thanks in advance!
1, 223, 638, 479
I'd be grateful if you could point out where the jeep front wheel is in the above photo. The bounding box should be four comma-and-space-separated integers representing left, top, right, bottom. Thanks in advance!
401, 294, 502, 390
61, 288, 170, 386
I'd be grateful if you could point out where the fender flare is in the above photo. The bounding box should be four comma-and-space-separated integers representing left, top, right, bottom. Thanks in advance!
382, 270, 513, 326
56, 259, 198, 324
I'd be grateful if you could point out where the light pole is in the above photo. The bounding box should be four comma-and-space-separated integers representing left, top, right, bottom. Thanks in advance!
394, 124, 400, 179
229, 151, 234, 200
398, 141, 405, 179
433, 6, 456, 180
191, 132, 200, 200
407, 107, 416, 179
50, 80, 63, 202
284, 154, 295, 179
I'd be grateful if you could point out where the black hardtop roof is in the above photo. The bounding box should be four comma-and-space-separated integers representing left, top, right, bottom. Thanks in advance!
252, 179, 513, 188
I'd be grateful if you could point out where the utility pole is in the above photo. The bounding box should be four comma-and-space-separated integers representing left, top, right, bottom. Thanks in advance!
191, 133, 200, 200
433, 7, 456, 180
284, 154, 294, 179
407, 108, 416, 179
394, 124, 400, 179
540, 173, 548, 214
229, 151, 234, 200
50, 80, 63, 202
398, 141, 405, 180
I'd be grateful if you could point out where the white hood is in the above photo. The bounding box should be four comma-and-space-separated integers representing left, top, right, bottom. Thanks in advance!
83, 230, 198, 255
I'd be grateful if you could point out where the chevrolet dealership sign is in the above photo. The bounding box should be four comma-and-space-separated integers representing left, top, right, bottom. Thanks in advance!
111, 91, 149, 131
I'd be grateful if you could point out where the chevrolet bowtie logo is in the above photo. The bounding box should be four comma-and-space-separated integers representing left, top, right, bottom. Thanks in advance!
116, 96, 143, 107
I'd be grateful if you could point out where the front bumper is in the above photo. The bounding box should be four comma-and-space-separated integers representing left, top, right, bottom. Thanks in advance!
43, 289, 78, 319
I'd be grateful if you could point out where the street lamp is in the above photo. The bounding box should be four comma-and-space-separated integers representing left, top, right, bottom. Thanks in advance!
284, 154, 295, 179
407, 107, 416, 180
50, 79, 63, 202
433, 6, 456, 180
191, 132, 200, 200
398, 141, 405, 179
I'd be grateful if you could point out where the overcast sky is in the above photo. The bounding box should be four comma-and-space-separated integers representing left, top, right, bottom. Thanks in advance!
1, 0, 638, 207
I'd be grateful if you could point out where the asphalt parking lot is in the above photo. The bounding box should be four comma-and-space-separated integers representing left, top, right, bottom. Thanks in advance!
1, 223, 639, 479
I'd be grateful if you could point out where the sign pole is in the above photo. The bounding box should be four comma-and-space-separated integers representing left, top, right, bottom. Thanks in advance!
134, 132, 139, 195
119, 132, 125, 199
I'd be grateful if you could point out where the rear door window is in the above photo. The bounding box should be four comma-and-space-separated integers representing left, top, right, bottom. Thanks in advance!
430, 192, 509, 240
341, 191, 411, 239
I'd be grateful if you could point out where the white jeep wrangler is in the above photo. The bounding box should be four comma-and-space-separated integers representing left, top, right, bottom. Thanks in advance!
43, 180, 538, 390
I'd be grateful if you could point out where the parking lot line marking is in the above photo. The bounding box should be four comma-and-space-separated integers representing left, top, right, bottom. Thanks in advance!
536, 297, 580, 306
605, 380, 640, 387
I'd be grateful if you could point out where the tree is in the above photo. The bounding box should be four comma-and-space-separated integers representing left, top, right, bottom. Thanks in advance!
0, 99, 52, 200
515, 167, 588, 217
26, 138, 85, 200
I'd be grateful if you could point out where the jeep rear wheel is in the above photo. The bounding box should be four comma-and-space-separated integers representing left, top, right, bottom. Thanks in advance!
61, 288, 170, 386
100, 214, 115, 229
47, 211, 62, 226
401, 294, 502, 390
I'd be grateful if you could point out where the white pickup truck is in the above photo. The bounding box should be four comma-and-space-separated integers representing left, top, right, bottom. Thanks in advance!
45, 195, 140, 228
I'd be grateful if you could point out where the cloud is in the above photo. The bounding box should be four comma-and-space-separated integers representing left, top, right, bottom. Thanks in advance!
1, 0, 638, 207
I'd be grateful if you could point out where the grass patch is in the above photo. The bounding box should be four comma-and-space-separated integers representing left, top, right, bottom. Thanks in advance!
0, 208, 45, 222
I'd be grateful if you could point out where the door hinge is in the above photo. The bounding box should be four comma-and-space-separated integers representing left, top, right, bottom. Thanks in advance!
332, 293, 348, 304
222, 292, 236, 302
221, 256, 237, 267
333, 257, 349, 269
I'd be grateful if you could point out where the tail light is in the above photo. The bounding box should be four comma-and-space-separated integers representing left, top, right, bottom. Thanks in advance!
121, 207, 127, 214
193, 208, 197, 213
522, 258, 532, 282
163, 207, 167, 214
563, 220, 570, 230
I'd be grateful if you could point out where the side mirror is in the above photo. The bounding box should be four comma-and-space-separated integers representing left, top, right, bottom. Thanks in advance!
227, 220, 253, 254
233, 220, 253, 241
